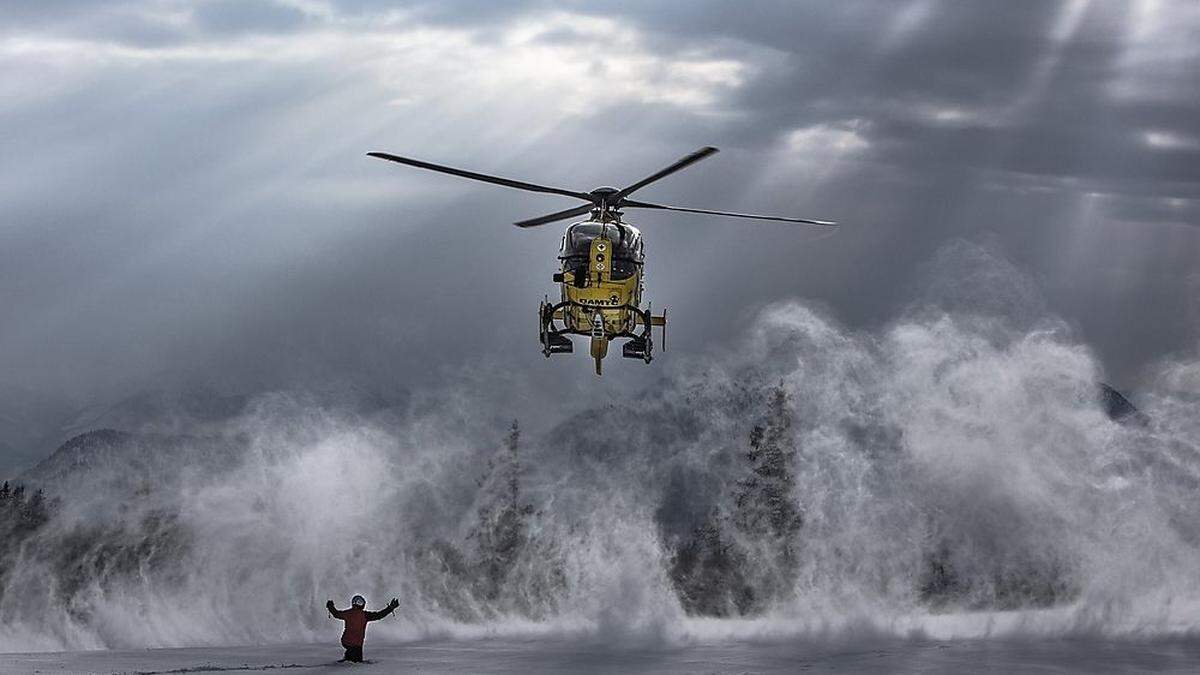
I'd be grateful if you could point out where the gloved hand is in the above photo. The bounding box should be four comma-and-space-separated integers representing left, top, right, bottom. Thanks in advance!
388, 598, 399, 610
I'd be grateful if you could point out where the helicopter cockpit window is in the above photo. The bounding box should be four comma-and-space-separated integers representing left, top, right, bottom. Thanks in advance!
565, 223, 604, 256
561, 223, 643, 280
561, 224, 598, 282
609, 232, 642, 280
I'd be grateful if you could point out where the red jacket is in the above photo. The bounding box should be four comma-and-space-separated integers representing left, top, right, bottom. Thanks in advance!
327, 603, 395, 647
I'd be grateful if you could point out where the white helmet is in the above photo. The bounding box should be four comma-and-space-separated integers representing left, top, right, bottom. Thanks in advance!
351, 595, 366, 607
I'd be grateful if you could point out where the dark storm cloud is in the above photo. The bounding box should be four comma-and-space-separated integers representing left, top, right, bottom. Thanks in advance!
1105, 195, 1200, 227
0, 2, 188, 47
192, 0, 309, 35
696, 3, 1198, 196
0, 0, 1198, 473
564, 1, 1200, 207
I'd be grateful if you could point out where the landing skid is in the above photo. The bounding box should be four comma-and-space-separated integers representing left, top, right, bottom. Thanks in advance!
538, 299, 666, 375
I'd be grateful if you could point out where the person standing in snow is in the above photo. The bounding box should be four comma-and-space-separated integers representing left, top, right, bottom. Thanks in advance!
326, 594, 399, 663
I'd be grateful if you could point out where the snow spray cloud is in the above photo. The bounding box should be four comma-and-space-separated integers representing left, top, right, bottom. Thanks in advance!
1, 241, 1198, 651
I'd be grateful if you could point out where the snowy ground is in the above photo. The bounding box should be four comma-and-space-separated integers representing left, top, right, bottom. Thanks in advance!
4, 638, 1200, 674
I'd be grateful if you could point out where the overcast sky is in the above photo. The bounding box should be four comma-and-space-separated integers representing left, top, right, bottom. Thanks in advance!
0, 0, 1197, 420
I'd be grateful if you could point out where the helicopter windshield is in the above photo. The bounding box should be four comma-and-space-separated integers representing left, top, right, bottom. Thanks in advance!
561, 222, 643, 280
566, 223, 605, 256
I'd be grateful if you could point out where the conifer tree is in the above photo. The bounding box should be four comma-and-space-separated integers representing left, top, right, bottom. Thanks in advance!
0, 481, 12, 544
20, 489, 48, 532
732, 383, 802, 543
667, 510, 754, 616
1, 483, 52, 562
666, 384, 804, 616
727, 382, 802, 609
469, 420, 535, 600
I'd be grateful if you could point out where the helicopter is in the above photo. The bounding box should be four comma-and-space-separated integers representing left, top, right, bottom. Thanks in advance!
367, 146, 835, 375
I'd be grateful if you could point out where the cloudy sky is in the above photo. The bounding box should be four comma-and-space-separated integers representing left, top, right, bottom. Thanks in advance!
0, 1, 1197, 437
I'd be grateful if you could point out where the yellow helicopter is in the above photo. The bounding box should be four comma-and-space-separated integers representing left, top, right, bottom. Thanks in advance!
368, 146, 835, 375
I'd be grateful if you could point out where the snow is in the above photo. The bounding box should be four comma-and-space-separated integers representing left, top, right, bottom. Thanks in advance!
3, 637, 1200, 674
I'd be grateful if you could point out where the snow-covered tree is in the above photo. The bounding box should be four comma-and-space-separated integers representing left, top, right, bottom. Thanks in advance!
728, 383, 803, 610
667, 510, 754, 616
732, 384, 803, 544
468, 420, 536, 601
667, 384, 804, 615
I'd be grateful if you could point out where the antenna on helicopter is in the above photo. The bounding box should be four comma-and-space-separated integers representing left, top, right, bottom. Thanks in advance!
366, 147, 836, 229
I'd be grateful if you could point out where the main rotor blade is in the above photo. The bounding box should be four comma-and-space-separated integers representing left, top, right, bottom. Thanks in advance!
367, 152, 594, 202
622, 199, 836, 226
614, 146, 719, 200
513, 204, 594, 228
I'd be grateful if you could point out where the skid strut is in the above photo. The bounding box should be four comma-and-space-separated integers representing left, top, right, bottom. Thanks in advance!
539, 299, 572, 356
590, 312, 607, 375
538, 300, 667, 373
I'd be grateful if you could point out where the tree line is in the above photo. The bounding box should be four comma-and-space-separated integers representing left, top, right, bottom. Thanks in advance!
0, 383, 1077, 621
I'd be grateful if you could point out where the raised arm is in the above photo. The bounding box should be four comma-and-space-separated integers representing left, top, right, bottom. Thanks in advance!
365, 598, 399, 621
326, 600, 345, 619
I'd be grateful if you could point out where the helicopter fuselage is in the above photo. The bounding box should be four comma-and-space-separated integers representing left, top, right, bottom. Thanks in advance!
560, 220, 642, 332
538, 216, 665, 375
